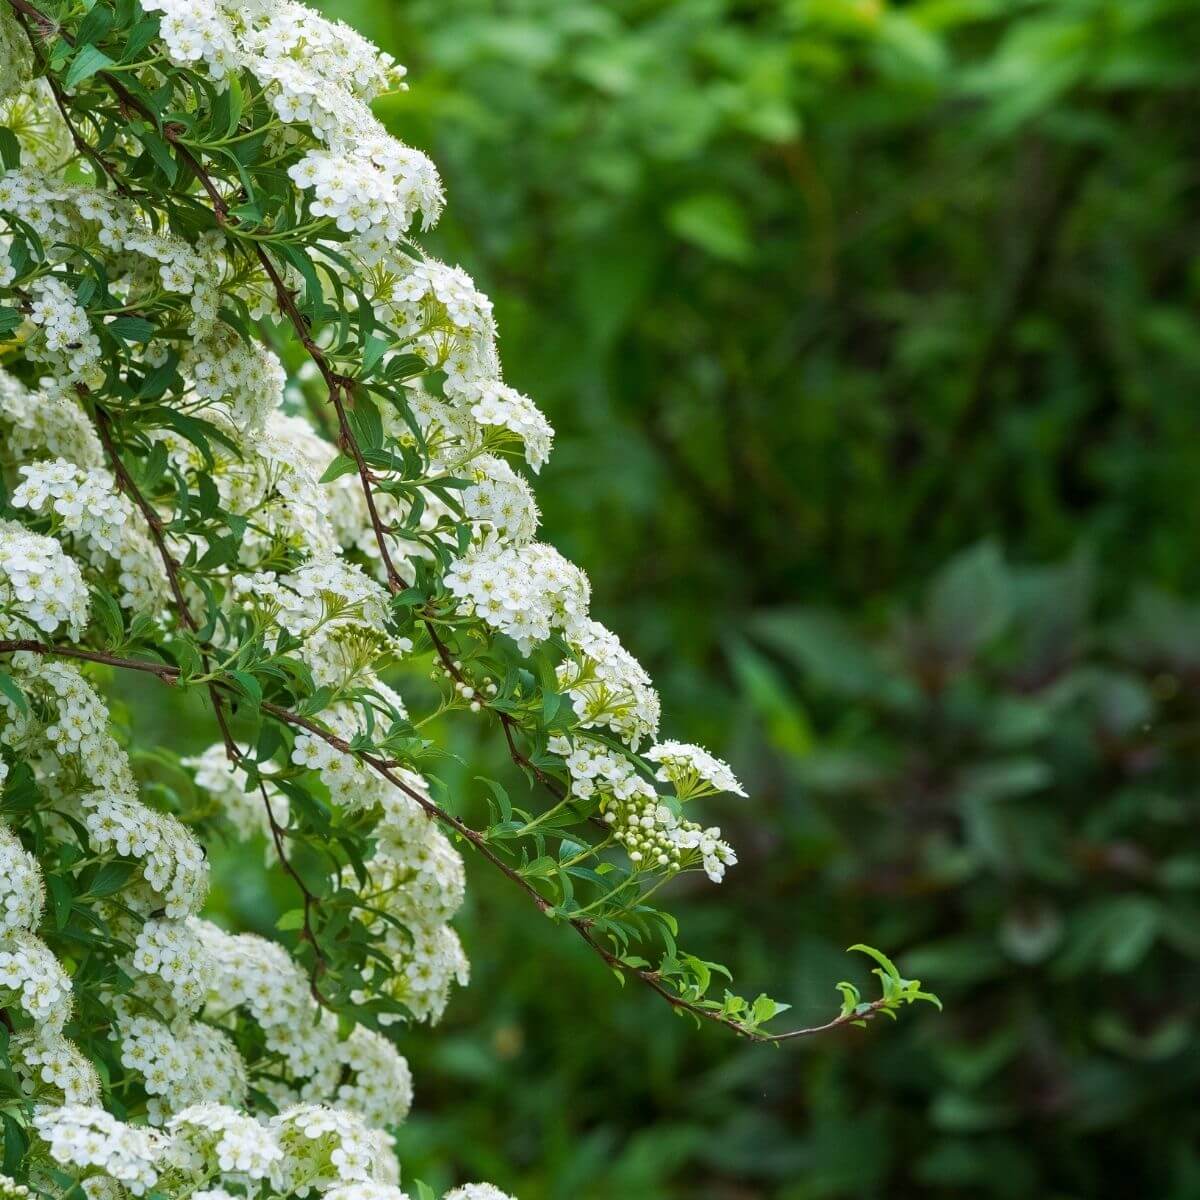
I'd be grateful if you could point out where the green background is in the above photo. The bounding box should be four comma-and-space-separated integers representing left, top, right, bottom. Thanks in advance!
166, 1, 1200, 1195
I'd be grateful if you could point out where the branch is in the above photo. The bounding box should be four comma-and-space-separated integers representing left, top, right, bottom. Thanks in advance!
0, 637, 881, 1041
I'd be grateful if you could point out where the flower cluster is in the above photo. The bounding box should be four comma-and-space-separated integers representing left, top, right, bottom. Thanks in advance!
11, 459, 129, 554
0, 521, 90, 637
444, 538, 590, 653
288, 142, 443, 246
26, 276, 101, 381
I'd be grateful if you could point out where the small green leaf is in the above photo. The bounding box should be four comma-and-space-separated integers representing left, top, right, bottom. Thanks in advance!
0, 127, 20, 171
848, 943, 903, 981
319, 454, 358, 484
0, 671, 27, 716
65, 44, 116, 89
107, 315, 156, 343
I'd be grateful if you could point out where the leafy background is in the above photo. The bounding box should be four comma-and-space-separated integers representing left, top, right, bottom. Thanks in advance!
143, 0, 1200, 1196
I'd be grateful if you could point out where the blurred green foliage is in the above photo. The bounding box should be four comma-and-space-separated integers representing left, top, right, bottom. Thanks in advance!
177, 0, 1200, 1195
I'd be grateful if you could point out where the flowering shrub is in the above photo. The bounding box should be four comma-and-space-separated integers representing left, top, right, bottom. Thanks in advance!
0, 0, 938, 1195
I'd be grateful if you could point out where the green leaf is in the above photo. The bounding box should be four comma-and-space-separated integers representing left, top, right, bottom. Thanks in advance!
84, 860, 136, 898
319, 454, 358, 484
848, 943, 903, 981
65, 44, 116, 89
667, 191, 754, 263
76, 3, 115, 48
107, 315, 156, 343
46, 874, 73, 930
0, 671, 27, 716
228, 670, 263, 709
136, 127, 179, 184
91, 586, 125, 649
1, 1112, 26, 1176
0, 127, 19, 171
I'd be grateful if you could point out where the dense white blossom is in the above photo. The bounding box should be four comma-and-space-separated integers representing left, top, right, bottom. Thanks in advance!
34, 1106, 164, 1195
557, 620, 660, 750
0, 825, 43, 933
0, 932, 72, 1026
0, 520, 90, 638
12, 1028, 101, 1106
445, 538, 590, 653
12, 459, 129, 554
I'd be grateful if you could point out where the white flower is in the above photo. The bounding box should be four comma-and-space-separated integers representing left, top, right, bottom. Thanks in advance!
12, 459, 129, 555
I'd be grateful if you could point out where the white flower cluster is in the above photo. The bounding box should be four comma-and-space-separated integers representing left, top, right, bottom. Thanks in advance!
12, 1029, 100, 1108
272, 1104, 394, 1196
26, 276, 102, 381
0, 372, 105, 470
445, 538, 590, 654
231, 557, 412, 689
380, 259, 499, 393
548, 734, 738, 882
647, 740, 747, 799
11, 459, 129, 554
0, 375, 166, 613
461, 456, 540, 546
289, 141, 443, 247
168, 1103, 283, 1183
35, 1106, 165, 1196
131, 917, 214, 1013
0, 520, 90, 638
84, 792, 208, 918
0, 825, 43, 933
0, 930, 72, 1025
557, 620, 661, 751
182, 324, 287, 436
113, 1010, 246, 1120
34, 1099, 418, 1197
450, 380, 555, 473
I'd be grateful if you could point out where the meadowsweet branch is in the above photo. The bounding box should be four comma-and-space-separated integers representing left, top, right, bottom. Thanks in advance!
0, 636, 927, 1041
